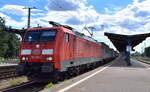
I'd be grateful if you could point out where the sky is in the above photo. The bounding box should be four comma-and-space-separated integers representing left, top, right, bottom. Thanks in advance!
0, 0, 150, 53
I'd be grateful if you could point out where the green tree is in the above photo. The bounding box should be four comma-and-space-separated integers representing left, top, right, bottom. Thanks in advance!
0, 17, 20, 58
144, 46, 150, 57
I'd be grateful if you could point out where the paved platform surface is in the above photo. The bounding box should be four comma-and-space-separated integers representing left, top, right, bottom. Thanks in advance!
42, 57, 150, 92
0, 60, 18, 67
0, 62, 17, 67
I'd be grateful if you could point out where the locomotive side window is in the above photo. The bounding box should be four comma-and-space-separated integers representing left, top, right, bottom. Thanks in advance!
24, 30, 56, 42
65, 33, 69, 42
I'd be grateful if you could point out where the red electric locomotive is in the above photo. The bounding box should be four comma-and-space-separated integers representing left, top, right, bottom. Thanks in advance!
17, 22, 116, 82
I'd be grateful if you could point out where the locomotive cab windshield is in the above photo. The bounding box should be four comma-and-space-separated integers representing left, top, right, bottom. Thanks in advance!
24, 29, 57, 42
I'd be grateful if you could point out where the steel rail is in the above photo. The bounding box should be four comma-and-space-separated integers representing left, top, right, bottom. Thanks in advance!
0, 81, 47, 92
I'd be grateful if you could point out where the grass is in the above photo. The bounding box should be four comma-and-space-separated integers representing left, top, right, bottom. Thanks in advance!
0, 57, 5, 61
132, 56, 150, 64
0, 76, 27, 89
45, 83, 54, 88
44, 79, 68, 89
9, 77, 27, 86
138, 59, 150, 64
0, 57, 18, 61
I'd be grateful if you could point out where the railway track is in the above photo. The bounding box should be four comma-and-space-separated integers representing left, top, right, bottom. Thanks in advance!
0, 71, 17, 79
0, 58, 116, 92
0, 81, 48, 92
0, 65, 18, 80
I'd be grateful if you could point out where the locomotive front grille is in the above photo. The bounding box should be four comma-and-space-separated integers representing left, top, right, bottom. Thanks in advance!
18, 62, 54, 74
32, 49, 41, 55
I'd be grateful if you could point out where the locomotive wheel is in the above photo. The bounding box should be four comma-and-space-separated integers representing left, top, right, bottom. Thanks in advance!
75, 67, 80, 75
68, 68, 74, 77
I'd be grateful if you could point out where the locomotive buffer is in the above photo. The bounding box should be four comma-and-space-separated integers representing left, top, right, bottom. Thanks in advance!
105, 32, 150, 66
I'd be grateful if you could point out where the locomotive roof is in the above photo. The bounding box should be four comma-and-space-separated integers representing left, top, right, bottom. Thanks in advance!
48, 21, 99, 44
27, 26, 99, 44
73, 31, 98, 43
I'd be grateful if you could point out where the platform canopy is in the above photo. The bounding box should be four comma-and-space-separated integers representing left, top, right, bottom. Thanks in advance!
104, 32, 150, 52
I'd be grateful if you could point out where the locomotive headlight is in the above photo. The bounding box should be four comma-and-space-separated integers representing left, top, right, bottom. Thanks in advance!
22, 57, 26, 60
22, 57, 29, 60
25, 57, 29, 60
42, 49, 53, 55
46, 57, 52, 61
21, 49, 31, 55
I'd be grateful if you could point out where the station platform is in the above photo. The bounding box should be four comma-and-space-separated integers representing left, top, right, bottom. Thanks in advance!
41, 57, 150, 92
0, 61, 18, 67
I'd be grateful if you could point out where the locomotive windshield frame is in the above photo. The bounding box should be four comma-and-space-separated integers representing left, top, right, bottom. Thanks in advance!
23, 29, 57, 42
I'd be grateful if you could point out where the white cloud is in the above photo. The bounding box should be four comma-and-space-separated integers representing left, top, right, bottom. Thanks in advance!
0, 12, 27, 28
46, 0, 88, 11
0, 5, 27, 16
46, 0, 80, 11
94, 0, 150, 52
43, 0, 100, 26
0, 4, 48, 28
94, 0, 150, 35
0, 4, 44, 17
